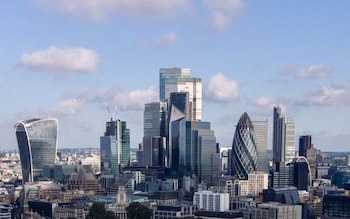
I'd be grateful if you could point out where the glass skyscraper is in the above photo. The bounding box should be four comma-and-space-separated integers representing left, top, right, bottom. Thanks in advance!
159, 67, 202, 121
100, 118, 130, 176
252, 119, 268, 173
232, 112, 257, 180
272, 106, 296, 169
143, 101, 167, 167
14, 118, 58, 183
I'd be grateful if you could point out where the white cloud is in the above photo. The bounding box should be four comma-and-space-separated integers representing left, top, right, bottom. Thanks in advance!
249, 96, 288, 116
204, 73, 239, 102
203, 0, 244, 31
296, 84, 350, 106
17, 89, 92, 120
19, 46, 99, 75
279, 64, 333, 79
251, 96, 275, 107
154, 32, 177, 47
94, 86, 158, 111
36, 0, 190, 21
298, 64, 333, 79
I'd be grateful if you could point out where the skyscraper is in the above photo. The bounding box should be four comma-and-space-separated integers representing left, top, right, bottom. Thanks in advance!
100, 118, 130, 175
299, 135, 317, 180
143, 101, 167, 167
159, 67, 202, 121
232, 112, 258, 180
272, 106, 296, 169
252, 119, 269, 172
15, 118, 58, 183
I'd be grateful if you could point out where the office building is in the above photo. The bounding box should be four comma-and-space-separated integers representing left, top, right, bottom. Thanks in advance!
159, 67, 202, 121
193, 190, 230, 212
231, 112, 257, 180
235, 172, 269, 197
273, 106, 296, 169
15, 118, 58, 183
243, 202, 302, 219
169, 118, 218, 184
100, 118, 130, 175
143, 101, 167, 167
299, 135, 317, 180
252, 119, 269, 173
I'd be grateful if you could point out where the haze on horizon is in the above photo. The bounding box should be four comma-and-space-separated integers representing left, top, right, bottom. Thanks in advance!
1, 1, 350, 152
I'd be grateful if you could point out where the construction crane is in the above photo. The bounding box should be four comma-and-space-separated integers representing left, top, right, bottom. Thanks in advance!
107, 105, 118, 120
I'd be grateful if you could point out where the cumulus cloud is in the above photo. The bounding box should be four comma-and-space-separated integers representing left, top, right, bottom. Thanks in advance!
279, 64, 333, 79
295, 84, 350, 106
17, 90, 91, 120
94, 86, 158, 111
204, 73, 239, 103
249, 96, 287, 115
298, 64, 333, 79
36, 0, 190, 21
203, 0, 244, 31
19, 46, 99, 75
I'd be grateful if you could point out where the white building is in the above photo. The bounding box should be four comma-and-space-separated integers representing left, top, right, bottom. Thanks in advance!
193, 190, 229, 212
235, 173, 269, 197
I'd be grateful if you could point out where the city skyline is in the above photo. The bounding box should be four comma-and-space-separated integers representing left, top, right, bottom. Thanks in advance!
1, 1, 350, 151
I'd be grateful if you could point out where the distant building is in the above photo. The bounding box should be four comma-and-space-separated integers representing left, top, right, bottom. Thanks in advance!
231, 112, 257, 180
243, 202, 302, 219
273, 106, 295, 170
252, 120, 269, 173
152, 203, 197, 219
299, 135, 317, 180
323, 184, 350, 218
143, 101, 167, 167
235, 172, 268, 197
194, 190, 229, 212
15, 118, 58, 183
100, 118, 130, 175
159, 67, 202, 121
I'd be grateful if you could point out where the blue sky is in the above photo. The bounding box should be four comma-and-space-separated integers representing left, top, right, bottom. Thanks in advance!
1, 1, 350, 151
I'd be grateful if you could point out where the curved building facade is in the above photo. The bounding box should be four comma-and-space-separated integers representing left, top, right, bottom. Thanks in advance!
14, 118, 58, 183
232, 112, 257, 179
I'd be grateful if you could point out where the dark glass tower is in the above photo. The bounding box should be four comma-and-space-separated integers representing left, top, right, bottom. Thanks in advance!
232, 112, 257, 179
100, 118, 130, 176
14, 118, 58, 183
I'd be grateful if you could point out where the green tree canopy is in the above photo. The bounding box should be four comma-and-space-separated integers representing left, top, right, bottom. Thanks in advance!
126, 202, 152, 219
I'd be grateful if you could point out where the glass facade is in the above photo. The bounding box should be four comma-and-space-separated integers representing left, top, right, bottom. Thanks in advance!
159, 67, 202, 121
100, 118, 130, 176
15, 118, 58, 183
232, 112, 257, 180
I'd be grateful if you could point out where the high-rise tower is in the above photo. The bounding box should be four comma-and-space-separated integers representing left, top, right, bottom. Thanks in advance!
15, 118, 58, 183
272, 106, 295, 169
159, 67, 202, 121
100, 118, 130, 175
143, 101, 167, 167
252, 119, 269, 172
232, 112, 258, 180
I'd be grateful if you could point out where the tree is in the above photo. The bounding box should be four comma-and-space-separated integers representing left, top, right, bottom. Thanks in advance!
88, 202, 116, 219
126, 202, 152, 219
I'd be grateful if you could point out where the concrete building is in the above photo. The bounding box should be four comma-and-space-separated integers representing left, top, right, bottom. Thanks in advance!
243, 202, 302, 219
193, 190, 229, 212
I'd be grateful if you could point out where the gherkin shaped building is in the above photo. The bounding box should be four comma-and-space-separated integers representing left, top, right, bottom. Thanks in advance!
232, 112, 257, 179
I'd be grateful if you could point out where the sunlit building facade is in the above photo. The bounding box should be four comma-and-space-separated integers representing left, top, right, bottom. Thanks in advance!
14, 118, 58, 183
159, 67, 202, 121
232, 112, 257, 180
